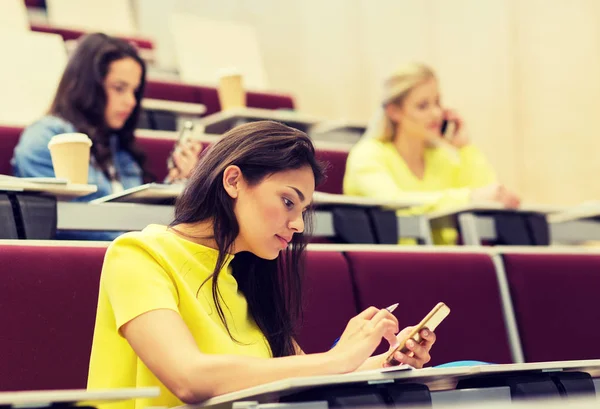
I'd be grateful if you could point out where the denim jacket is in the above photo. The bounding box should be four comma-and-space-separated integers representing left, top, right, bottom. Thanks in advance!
11, 115, 144, 240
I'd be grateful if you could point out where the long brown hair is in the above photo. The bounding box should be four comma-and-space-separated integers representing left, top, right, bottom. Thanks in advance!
49, 33, 153, 182
172, 121, 326, 357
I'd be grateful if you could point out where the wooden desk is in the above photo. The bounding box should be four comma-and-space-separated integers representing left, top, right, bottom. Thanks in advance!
61, 191, 431, 242
141, 98, 206, 116
548, 201, 600, 244
428, 203, 563, 246
313, 192, 431, 244
311, 119, 367, 135
179, 360, 600, 409
197, 108, 323, 134
0, 387, 159, 407
313, 192, 421, 209
57, 202, 174, 231
134, 129, 355, 153
310, 119, 366, 144
0, 178, 97, 199
91, 186, 422, 208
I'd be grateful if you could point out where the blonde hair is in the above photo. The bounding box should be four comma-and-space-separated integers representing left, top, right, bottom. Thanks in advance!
364, 63, 436, 142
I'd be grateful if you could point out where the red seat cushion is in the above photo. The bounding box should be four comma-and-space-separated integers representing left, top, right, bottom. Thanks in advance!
0, 126, 22, 175
0, 244, 107, 391
346, 251, 513, 365
296, 251, 358, 353
315, 149, 348, 194
503, 253, 600, 362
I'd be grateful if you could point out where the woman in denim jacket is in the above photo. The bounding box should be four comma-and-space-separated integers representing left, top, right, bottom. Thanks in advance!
12, 33, 201, 240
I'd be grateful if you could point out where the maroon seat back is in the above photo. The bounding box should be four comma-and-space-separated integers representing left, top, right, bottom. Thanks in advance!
135, 136, 173, 181
0, 125, 201, 182
0, 244, 107, 391
24, 0, 46, 8
0, 244, 357, 390
346, 250, 513, 365
135, 135, 210, 182
145, 80, 295, 116
144, 81, 199, 104
0, 126, 22, 175
315, 149, 348, 194
502, 252, 600, 362
296, 251, 358, 353
0, 126, 179, 181
135, 134, 339, 187
246, 92, 295, 113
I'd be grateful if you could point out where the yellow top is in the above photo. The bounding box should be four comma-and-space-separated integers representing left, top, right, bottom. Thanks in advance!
87, 225, 271, 409
343, 139, 496, 243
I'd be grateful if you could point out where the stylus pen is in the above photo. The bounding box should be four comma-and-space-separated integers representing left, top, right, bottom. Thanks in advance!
330, 303, 399, 349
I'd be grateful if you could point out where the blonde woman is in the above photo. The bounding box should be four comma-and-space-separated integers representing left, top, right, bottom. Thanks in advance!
343, 63, 519, 244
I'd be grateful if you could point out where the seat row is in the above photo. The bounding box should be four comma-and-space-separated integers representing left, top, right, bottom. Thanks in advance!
1, 242, 598, 391
0, 125, 348, 194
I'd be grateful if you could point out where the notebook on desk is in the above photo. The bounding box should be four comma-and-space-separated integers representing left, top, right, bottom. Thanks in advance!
90, 183, 184, 204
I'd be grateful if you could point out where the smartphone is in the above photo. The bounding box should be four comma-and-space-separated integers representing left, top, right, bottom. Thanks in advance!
440, 119, 448, 135
441, 120, 456, 140
385, 302, 451, 365
167, 121, 195, 170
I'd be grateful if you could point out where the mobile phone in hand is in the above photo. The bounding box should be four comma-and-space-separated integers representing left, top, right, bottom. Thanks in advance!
385, 302, 450, 365
167, 121, 195, 170
441, 120, 456, 140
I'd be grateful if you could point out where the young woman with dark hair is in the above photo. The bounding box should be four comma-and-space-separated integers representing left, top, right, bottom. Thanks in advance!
13, 33, 200, 201
11, 32, 201, 239
87, 121, 437, 409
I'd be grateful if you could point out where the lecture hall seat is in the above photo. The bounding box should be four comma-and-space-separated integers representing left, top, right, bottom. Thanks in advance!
0, 243, 106, 391
502, 251, 600, 362
346, 249, 514, 366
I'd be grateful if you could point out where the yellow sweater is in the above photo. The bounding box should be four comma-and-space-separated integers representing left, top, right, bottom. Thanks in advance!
343, 139, 496, 243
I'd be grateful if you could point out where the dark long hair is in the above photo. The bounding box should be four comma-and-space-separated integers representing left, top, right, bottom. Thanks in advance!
49, 33, 153, 182
171, 121, 326, 357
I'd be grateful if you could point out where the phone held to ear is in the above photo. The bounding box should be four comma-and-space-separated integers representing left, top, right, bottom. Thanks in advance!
440, 119, 456, 140
385, 302, 451, 366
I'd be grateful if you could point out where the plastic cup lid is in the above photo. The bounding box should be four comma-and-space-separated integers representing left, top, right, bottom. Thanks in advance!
48, 133, 93, 148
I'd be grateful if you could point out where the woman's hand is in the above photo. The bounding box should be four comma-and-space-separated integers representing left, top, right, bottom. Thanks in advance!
443, 109, 470, 149
167, 141, 203, 182
471, 183, 521, 209
327, 307, 399, 373
383, 326, 436, 369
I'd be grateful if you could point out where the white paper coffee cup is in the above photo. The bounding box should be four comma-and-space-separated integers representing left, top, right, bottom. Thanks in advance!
217, 68, 246, 111
47, 133, 93, 184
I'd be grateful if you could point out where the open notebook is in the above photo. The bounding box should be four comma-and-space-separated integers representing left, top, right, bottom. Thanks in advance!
90, 183, 184, 204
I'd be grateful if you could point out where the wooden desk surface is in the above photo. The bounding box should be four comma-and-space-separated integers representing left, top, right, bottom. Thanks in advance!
0, 178, 97, 199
